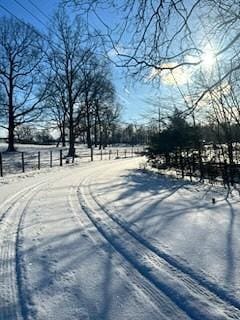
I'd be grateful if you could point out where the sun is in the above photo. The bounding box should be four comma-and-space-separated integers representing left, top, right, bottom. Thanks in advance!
201, 44, 216, 69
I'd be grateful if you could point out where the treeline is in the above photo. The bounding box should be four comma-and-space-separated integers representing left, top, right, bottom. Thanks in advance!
147, 108, 240, 185
0, 9, 123, 154
13, 122, 149, 147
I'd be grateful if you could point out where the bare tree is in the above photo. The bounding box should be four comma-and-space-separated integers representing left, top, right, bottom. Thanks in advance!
15, 124, 36, 143
0, 17, 49, 151
83, 63, 116, 148
205, 68, 240, 163
44, 78, 68, 147
77, 71, 117, 149
47, 8, 95, 156
64, 0, 240, 110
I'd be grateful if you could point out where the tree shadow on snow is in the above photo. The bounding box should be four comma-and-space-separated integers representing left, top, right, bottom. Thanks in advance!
91, 168, 240, 293
18, 225, 137, 320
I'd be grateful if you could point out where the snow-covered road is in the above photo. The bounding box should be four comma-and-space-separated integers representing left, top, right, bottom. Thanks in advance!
0, 158, 240, 319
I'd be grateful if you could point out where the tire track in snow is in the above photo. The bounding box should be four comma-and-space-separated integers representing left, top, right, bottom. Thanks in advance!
0, 183, 44, 223
0, 181, 46, 320
68, 181, 189, 320
88, 176, 240, 312
78, 174, 240, 320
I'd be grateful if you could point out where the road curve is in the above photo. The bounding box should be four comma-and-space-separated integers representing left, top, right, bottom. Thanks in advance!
0, 158, 238, 320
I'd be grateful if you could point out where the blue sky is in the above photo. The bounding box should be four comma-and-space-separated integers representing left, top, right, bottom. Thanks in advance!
0, 0, 232, 137
0, 0, 169, 126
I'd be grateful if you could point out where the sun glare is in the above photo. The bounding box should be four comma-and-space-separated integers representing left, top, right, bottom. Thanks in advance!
201, 45, 216, 69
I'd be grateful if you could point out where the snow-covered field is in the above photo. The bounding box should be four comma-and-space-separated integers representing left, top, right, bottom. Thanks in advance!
0, 143, 141, 176
0, 156, 240, 319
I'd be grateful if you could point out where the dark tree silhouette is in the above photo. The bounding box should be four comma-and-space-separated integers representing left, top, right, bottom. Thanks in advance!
0, 17, 48, 151
64, 0, 240, 109
47, 8, 95, 157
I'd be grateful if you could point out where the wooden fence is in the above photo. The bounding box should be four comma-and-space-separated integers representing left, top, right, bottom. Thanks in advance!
150, 147, 240, 186
0, 147, 143, 177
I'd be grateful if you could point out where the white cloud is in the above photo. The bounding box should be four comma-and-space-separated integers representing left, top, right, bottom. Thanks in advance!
147, 62, 192, 86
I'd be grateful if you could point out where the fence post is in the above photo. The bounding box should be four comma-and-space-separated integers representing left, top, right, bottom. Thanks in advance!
109, 149, 111, 160
100, 148, 103, 160
50, 151, 52, 168
180, 153, 184, 178
132, 146, 134, 157
22, 152, 25, 173
116, 149, 119, 158
38, 151, 40, 170
91, 146, 93, 161
125, 149, 127, 158
189, 159, 193, 182
72, 147, 75, 163
0, 152, 3, 177
60, 150, 63, 166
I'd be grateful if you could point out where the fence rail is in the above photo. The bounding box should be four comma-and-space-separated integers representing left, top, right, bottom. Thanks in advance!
0, 146, 143, 178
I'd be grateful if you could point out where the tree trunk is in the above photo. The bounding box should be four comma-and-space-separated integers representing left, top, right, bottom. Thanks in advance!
94, 116, 98, 147
99, 129, 103, 150
7, 78, 16, 152
68, 104, 75, 157
8, 122, 15, 152
57, 124, 63, 147
62, 118, 66, 147
96, 110, 102, 150
103, 127, 108, 148
86, 106, 92, 148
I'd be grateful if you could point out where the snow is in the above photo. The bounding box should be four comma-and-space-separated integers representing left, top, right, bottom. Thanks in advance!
0, 143, 141, 176
0, 156, 240, 319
